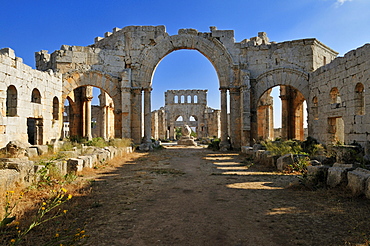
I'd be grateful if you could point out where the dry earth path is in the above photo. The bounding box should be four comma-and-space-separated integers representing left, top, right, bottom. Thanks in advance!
75, 146, 370, 246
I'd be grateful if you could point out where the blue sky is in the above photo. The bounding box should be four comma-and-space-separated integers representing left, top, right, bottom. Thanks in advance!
1, 0, 369, 127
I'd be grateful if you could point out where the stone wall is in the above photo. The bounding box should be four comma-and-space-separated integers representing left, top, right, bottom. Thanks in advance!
309, 44, 370, 146
151, 90, 221, 140
2, 25, 370, 150
0, 48, 62, 148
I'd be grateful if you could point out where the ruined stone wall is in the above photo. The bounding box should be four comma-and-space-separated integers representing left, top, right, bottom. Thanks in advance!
0, 48, 62, 148
309, 44, 370, 146
204, 108, 221, 138
6, 25, 370, 149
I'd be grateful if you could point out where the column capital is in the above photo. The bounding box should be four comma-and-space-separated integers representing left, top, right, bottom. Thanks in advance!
143, 87, 153, 92
219, 87, 228, 93
240, 84, 250, 91
85, 96, 93, 102
131, 87, 142, 94
229, 87, 240, 94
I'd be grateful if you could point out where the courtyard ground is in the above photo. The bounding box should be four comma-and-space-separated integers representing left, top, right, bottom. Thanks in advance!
6, 146, 370, 245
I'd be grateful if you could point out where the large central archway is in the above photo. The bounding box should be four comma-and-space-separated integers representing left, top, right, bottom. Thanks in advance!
131, 30, 240, 149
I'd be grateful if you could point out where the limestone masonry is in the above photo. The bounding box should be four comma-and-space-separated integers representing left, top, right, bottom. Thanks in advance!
0, 25, 369, 149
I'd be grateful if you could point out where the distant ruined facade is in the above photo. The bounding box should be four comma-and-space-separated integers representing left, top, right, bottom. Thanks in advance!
151, 89, 221, 140
0, 25, 369, 150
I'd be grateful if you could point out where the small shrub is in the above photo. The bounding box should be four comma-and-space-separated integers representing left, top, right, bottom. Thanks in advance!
208, 138, 220, 150
86, 137, 108, 148
108, 138, 132, 148
263, 140, 304, 156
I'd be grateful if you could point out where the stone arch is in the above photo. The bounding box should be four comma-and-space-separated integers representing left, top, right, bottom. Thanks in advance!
252, 68, 310, 140
52, 96, 59, 120
62, 70, 120, 108
175, 115, 184, 122
255, 68, 309, 101
31, 88, 42, 104
134, 33, 235, 88
62, 70, 122, 138
355, 83, 365, 115
6, 85, 17, 117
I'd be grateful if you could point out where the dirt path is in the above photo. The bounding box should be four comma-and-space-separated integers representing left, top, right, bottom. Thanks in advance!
75, 146, 370, 246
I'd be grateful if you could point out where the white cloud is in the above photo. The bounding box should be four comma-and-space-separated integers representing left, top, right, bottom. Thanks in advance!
336, 0, 353, 6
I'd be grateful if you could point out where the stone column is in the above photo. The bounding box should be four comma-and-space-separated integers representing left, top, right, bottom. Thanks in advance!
169, 123, 175, 140
143, 88, 152, 143
229, 87, 241, 149
140, 87, 153, 151
280, 87, 289, 140
101, 105, 107, 140
219, 87, 230, 150
85, 96, 93, 141
131, 88, 142, 144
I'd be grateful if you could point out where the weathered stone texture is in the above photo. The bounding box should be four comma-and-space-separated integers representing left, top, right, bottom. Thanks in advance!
327, 163, 355, 188
1, 25, 370, 152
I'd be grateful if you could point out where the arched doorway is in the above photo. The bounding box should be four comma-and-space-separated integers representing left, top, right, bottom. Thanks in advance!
62, 70, 121, 141
133, 32, 238, 149
257, 85, 307, 141
151, 49, 219, 142
252, 68, 309, 142
63, 85, 115, 141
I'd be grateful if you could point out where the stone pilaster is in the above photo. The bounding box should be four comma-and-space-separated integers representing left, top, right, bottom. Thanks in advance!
121, 69, 132, 139
131, 88, 142, 144
229, 87, 241, 149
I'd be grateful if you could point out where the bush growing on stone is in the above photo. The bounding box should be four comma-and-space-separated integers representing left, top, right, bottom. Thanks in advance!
86, 137, 108, 148
207, 138, 220, 150
263, 140, 305, 157
108, 138, 132, 148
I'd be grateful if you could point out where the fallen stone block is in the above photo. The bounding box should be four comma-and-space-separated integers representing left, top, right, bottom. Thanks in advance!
78, 156, 93, 168
307, 165, 329, 184
67, 158, 84, 173
27, 147, 39, 158
347, 168, 370, 196
34, 145, 49, 155
365, 178, 370, 199
327, 163, 355, 188
277, 154, 294, 171
241, 146, 253, 158
96, 151, 109, 163
2, 160, 35, 184
59, 151, 78, 158
53, 160, 68, 176
89, 154, 98, 167
4, 140, 30, 158
0, 169, 20, 192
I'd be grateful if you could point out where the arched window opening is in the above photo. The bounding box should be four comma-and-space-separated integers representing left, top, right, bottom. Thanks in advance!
53, 97, 59, 120
6, 85, 17, 117
355, 83, 365, 115
329, 87, 341, 107
194, 95, 198, 103
176, 116, 183, 121
189, 116, 197, 121
31, 88, 41, 104
187, 95, 191, 103
181, 95, 185, 103
174, 95, 178, 103
312, 96, 318, 120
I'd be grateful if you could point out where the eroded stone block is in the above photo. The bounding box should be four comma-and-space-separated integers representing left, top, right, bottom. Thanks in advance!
277, 154, 294, 171
67, 158, 84, 173
327, 163, 355, 187
347, 168, 370, 196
